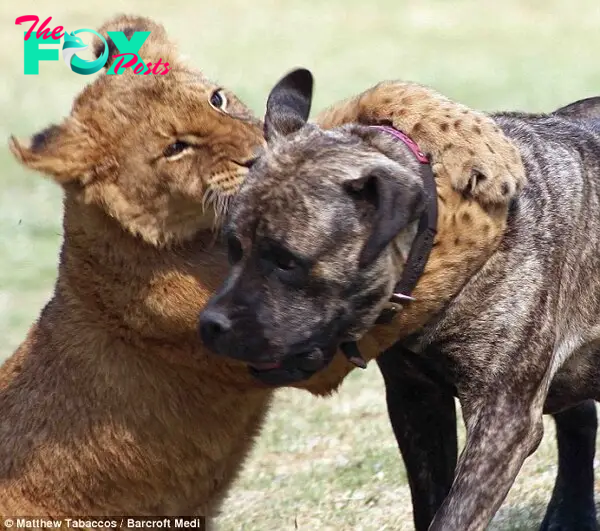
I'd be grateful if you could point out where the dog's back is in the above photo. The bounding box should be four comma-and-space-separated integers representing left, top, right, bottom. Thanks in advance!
423, 112, 600, 410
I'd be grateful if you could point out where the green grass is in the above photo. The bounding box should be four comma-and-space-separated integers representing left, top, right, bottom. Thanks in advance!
2, 0, 600, 529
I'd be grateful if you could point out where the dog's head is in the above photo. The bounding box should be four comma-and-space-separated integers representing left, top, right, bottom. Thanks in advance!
9, 15, 263, 247
199, 69, 428, 384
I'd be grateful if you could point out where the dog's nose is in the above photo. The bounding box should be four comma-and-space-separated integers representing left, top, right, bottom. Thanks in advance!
199, 309, 232, 348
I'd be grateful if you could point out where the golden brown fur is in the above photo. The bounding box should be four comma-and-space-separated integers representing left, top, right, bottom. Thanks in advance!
0, 15, 523, 523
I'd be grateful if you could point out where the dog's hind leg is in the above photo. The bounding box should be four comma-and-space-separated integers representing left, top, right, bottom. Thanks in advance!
540, 400, 598, 531
377, 344, 457, 531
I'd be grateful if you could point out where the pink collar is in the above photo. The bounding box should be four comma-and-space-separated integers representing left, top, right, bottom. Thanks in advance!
371, 125, 429, 164
339, 124, 437, 370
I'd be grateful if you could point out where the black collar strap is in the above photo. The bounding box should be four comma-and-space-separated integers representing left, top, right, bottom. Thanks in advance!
340, 126, 438, 369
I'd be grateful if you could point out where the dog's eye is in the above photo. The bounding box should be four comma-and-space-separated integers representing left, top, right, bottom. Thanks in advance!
267, 246, 301, 273
273, 253, 298, 271
163, 141, 191, 160
209, 89, 228, 112
227, 235, 243, 265
258, 241, 307, 286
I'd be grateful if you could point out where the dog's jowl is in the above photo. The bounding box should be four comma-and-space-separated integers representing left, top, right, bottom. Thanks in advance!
200, 69, 600, 530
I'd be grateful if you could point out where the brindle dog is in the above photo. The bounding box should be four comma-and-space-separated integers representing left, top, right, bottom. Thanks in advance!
377, 97, 600, 531
380, 94, 600, 531
200, 69, 600, 530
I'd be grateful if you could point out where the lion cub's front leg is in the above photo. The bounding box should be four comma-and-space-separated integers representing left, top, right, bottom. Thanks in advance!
315, 81, 525, 205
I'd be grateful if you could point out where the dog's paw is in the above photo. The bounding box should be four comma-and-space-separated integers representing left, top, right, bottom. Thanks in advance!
317, 81, 526, 205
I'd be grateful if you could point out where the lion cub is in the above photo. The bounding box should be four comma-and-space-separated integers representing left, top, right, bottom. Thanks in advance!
1, 15, 522, 524
1, 15, 266, 521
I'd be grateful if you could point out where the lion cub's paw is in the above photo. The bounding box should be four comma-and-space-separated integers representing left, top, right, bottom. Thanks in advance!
318, 81, 526, 206
433, 113, 526, 205
367, 82, 526, 205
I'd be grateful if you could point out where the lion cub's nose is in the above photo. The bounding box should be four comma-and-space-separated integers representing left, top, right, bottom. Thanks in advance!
199, 309, 232, 349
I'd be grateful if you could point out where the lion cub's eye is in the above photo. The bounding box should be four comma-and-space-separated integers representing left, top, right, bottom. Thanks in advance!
163, 141, 191, 160
209, 89, 228, 112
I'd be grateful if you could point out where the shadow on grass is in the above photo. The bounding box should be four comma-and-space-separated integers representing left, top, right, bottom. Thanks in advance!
491, 501, 600, 531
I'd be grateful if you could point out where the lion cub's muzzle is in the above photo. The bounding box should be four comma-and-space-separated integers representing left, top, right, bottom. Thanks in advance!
198, 298, 338, 386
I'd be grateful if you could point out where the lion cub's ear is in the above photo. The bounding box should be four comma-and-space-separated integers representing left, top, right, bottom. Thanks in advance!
9, 120, 97, 184
93, 14, 179, 72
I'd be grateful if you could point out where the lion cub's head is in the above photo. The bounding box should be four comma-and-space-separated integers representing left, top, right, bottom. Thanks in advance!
9, 15, 263, 246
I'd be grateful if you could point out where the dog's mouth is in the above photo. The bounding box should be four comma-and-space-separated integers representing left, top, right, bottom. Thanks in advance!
248, 347, 333, 386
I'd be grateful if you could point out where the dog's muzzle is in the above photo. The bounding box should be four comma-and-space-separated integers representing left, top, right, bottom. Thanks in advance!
199, 307, 337, 386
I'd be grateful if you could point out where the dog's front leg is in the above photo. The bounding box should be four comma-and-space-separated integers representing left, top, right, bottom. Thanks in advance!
428, 393, 546, 531
377, 345, 457, 531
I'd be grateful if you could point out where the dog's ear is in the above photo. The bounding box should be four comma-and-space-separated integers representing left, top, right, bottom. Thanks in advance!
93, 15, 177, 72
8, 120, 97, 184
553, 96, 600, 120
344, 167, 425, 268
264, 68, 313, 141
